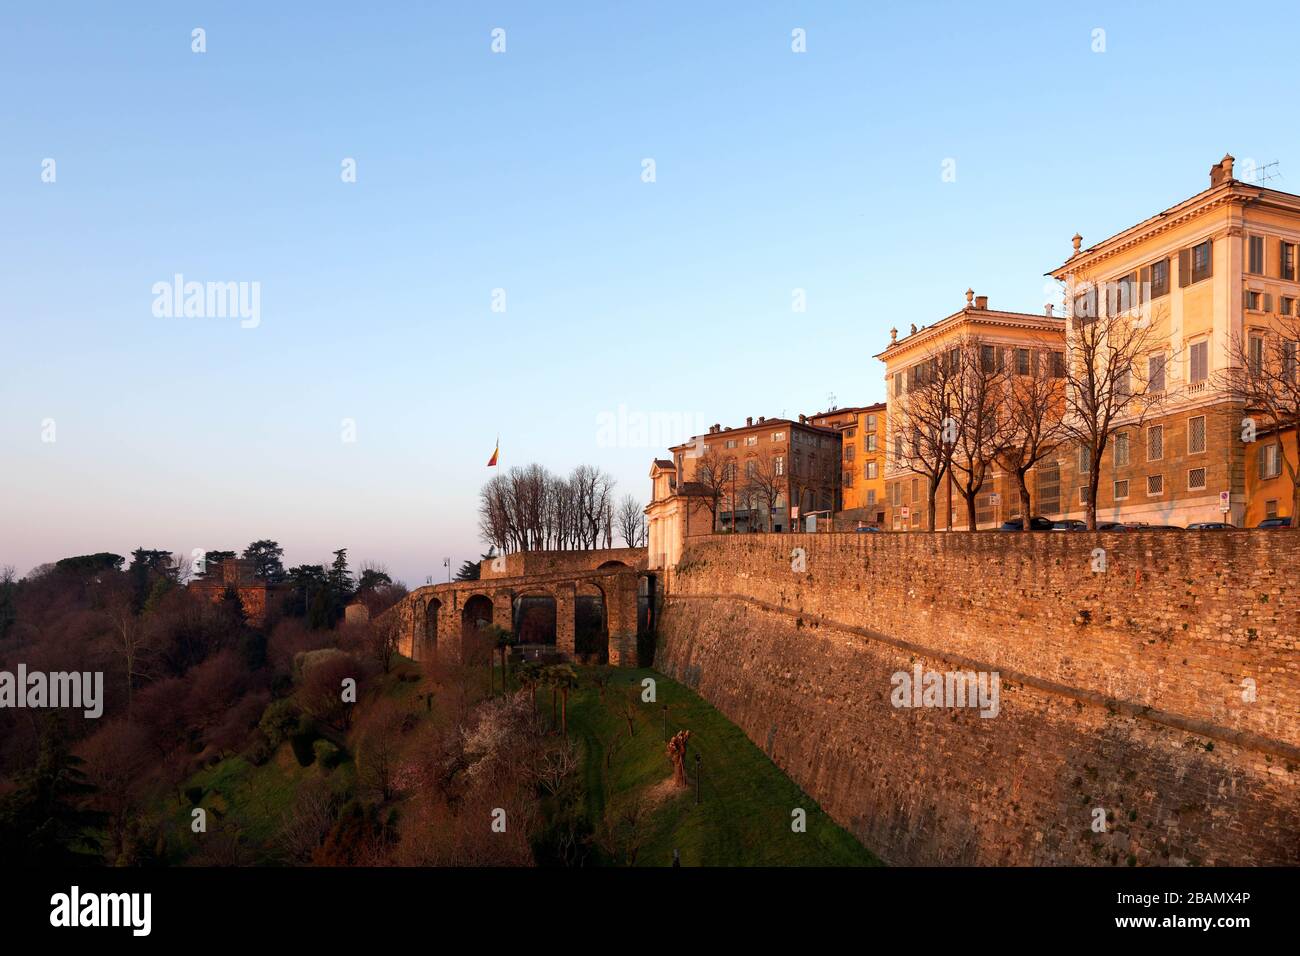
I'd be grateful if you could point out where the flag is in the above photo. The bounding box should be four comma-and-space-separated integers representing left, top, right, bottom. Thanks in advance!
487, 438, 499, 467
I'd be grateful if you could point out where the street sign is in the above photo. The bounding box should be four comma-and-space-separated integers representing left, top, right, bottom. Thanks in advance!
989, 493, 1000, 505
791, 506, 800, 520
1219, 491, 1231, 514
901, 506, 911, 521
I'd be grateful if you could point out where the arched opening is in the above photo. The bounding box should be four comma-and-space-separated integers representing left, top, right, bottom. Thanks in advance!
422, 597, 441, 661
596, 559, 629, 570
461, 594, 495, 665
637, 573, 657, 667
575, 581, 608, 664
512, 590, 557, 661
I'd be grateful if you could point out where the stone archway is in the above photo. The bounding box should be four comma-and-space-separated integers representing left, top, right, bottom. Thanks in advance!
461, 594, 495, 665
421, 597, 441, 661
574, 580, 608, 664
512, 589, 557, 660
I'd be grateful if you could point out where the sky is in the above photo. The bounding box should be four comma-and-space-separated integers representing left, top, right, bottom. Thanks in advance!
3, 1, 1300, 586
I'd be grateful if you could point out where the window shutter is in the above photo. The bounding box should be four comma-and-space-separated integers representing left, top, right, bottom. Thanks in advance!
1244, 290, 1252, 310
1139, 266, 1149, 304
1206, 241, 1214, 279
1179, 248, 1191, 287
1265, 293, 1274, 313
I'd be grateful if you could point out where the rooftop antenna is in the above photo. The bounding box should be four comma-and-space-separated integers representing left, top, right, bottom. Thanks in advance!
1246, 160, 1281, 185
827, 391, 837, 410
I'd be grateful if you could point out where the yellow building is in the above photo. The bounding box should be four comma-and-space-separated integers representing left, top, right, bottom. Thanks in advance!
1048, 153, 1300, 527
806, 403, 888, 524
874, 292, 1066, 530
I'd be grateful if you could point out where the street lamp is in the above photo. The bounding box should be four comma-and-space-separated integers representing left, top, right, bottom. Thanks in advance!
443, 556, 451, 583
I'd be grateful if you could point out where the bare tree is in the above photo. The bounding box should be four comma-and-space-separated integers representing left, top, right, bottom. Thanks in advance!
998, 343, 1069, 529
949, 338, 1013, 530
615, 494, 646, 547
1220, 318, 1300, 526
744, 455, 783, 532
691, 448, 727, 532
890, 345, 959, 530
1062, 294, 1168, 529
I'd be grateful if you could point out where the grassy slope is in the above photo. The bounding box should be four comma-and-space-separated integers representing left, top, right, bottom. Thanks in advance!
565, 667, 880, 867
164, 659, 878, 866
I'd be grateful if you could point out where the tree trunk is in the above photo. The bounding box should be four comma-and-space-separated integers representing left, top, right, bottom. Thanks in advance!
965, 492, 978, 531
1087, 465, 1101, 530
926, 481, 939, 531
1018, 469, 1033, 532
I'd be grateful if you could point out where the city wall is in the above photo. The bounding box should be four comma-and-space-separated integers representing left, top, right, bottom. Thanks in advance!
656, 531, 1300, 865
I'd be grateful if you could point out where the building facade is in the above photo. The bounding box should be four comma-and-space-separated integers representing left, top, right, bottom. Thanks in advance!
1048, 153, 1300, 527
807, 403, 888, 524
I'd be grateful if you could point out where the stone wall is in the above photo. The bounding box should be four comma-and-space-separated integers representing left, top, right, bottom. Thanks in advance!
480, 547, 647, 580
656, 531, 1300, 865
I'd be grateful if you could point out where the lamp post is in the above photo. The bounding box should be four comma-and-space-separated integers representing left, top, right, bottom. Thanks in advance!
443, 557, 451, 583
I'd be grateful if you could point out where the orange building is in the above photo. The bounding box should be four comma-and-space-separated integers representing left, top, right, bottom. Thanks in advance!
806, 403, 888, 524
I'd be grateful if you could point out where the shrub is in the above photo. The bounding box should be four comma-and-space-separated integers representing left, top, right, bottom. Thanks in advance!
313, 739, 342, 771
258, 698, 302, 748
290, 715, 320, 767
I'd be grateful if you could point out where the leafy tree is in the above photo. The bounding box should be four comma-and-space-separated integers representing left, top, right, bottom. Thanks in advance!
54, 552, 125, 576
0, 722, 103, 865
242, 540, 286, 583
200, 550, 236, 577
356, 566, 392, 595
455, 550, 495, 582
286, 564, 328, 618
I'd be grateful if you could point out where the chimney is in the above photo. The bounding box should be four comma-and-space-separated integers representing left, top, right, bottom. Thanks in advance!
799, 414, 807, 424
974, 295, 989, 310
758, 416, 766, 423
1210, 153, 1235, 188
1044, 303, 1055, 317
745, 416, 753, 426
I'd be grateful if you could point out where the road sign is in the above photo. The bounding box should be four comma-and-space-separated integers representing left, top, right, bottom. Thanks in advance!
1219, 491, 1231, 514
901, 506, 911, 521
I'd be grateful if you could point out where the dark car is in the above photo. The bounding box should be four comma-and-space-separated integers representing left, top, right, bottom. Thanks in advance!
1256, 516, 1293, 529
1096, 522, 1126, 531
854, 525, 882, 533
997, 516, 1056, 531
1186, 521, 1234, 530
1110, 522, 1183, 532
1051, 519, 1087, 531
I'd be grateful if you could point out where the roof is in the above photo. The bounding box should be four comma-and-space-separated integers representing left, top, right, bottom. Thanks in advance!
873, 306, 1065, 361
1047, 176, 1300, 279
667, 416, 839, 454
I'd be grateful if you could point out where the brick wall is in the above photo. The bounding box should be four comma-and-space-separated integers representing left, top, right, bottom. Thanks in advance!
656, 531, 1300, 865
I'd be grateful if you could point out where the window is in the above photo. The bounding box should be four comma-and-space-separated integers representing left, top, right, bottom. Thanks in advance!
865, 433, 877, 452
725, 439, 737, 449
865, 460, 878, 480
1248, 235, 1265, 275
1114, 432, 1130, 468
723, 462, 736, 481
771, 431, 785, 442
1049, 351, 1066, 378
845, 444, 856, 461
893, 372, 904, 397
745, 435, 758, 446
1259, 442, 1283, 480
774, 455, 784, 476
1148, 353, 1166, 393
1189, 340, 1208, 383
1113, 479, 1129, 500
1147, 474, 1164, 496
1079, 486, 1091, 505
866, 489, 877, 507
1283, 242, 1296, 281
1188, 467, 1206, 491
1036, 461, 1061, 515
745, 460, 757, 479
1109, 272, 1136, 315
865, 414, 877, 431
890, 482, 902, 507
1245, 291, 1262, 311
1079, 445, 1092, 475
911, 477, 919, 502
1249, 334, 1264, 376
1147, 424, 1164, 461
1188, 415, 1206, 454
843, 470, 854, 488
844, 427, 857, 439
1266, 499, 1279, 519
980, 344, 996, 373
1145, 258, 1170, 299
1073, 286, 1097, 321
1285, 340, 1298, 382
1282, 297, 1295, 316
1015, 348, 1031, 375
894, 434, 903, 463
1180, 239, 1213, 286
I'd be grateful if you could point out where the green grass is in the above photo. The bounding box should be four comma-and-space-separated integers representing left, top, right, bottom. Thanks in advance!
565, 667, 881, 867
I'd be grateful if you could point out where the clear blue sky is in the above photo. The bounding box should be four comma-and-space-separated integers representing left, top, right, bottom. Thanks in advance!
3, 1, 1298, 585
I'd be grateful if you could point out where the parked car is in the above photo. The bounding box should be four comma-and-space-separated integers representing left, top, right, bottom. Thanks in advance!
1256, 516, 1293, 529
1186, 521, 1234, 530
1051, 519, 1087, 531
997, 516, 1056, 531
1109, 522, 1183, 532
854, 525, 882, 533
1095, 522, 1125, 531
